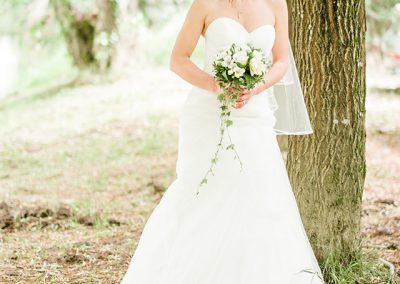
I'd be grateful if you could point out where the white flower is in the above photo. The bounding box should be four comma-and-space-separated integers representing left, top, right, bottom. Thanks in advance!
253, 51, 265, 64
214, 52, 223, 61
242, 43, 251, 52
233, 50, 248, 65
227, 62, 235, 75
233, 43, 241, 53
235, 43, 250, 53
221, 54, 232, 67
227, 59, 236, 70
250, 56, 265, 76
252, 50, 262, 59
234, 67, 245, 78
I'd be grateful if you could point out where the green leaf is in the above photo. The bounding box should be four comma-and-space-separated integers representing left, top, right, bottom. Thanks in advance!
243, 73, 252, 84
222, 71, 229, 81
226, 119, 233, 127
226, 144, 235, 150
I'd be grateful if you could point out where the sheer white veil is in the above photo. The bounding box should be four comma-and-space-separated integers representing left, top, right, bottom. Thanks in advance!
268, 41, 313, 135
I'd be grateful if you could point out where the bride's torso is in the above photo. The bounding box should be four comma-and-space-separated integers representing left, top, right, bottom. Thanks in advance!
183, 16, 278, 120
202, 17, 276, 76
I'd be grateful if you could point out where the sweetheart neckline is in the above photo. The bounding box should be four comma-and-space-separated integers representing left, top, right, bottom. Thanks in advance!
203, 16, 275, 38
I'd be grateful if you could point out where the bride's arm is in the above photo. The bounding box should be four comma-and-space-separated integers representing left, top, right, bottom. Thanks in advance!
169, 0, 220, 94
255, 0, 289, 94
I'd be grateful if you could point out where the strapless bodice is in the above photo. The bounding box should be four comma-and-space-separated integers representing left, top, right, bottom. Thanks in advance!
202, 17, 276, 75
182, 17, 278, 122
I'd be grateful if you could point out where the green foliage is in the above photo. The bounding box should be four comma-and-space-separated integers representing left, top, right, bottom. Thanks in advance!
14, 39, 76, 95
138, 0, 186, 27
321, 250, 397, 284
0, 0, 30, 35
366, 0, 400, 48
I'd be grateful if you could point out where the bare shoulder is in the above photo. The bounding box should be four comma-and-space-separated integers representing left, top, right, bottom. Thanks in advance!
188, 0, 215, 16
195, 0, 220, 19
265, 0, 287, 12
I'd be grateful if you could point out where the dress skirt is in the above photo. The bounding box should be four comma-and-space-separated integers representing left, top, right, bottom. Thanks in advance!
120, 86, 325, 284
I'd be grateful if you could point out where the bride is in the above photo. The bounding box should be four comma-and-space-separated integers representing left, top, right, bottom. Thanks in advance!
121, 0, 325, 283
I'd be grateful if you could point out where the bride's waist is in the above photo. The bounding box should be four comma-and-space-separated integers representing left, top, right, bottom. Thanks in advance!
182, 86, 277, 118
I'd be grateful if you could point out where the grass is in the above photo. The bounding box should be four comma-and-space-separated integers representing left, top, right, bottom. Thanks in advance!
321, 250, 397, 284
0, 66, 398, 282
0, 10, 399, 283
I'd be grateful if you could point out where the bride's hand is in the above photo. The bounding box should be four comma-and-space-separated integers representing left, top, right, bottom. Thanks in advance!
214, 83, 236, 101
234, 87, 258, 109
212, 81, 255, 106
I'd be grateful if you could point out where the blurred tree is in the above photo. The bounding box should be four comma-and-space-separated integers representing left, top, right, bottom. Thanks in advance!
0, 0, 29, 35
366, 0, 400, 52
287, 0, 366, 272
94, 0, 118, 71
138, 0, 187, 27
49, 0, 118, 71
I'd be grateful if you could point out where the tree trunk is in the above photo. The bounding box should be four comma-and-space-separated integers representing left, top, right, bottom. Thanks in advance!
94, 0, 118, 71
50, 0, 97, 69
286, 0, 366, 266
50, 0, 119, 71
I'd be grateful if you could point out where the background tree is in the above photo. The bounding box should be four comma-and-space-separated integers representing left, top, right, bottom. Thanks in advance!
49, 0, 98, 69
286, 0, 367, 271
366, 0, 400, 54
49, 0, 118, 71
93, 0, 118, 71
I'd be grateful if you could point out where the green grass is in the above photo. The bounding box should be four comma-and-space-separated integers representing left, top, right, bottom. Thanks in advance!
0, 6, 398, 282
321, 250, 397, 284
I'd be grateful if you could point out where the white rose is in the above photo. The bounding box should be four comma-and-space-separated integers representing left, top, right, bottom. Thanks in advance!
250, 57, 265, 76
221, 54, 232, 67
227, 62, 235, 75
233, 65, 245, 78
239, 43, 251, 52
233, 50, 248, 65
252, 50, 263, 60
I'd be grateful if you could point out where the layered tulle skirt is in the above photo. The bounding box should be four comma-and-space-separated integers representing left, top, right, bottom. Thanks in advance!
121, 86, 325, 284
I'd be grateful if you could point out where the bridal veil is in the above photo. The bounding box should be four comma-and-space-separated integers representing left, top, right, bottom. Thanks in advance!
268, 41, 314, 135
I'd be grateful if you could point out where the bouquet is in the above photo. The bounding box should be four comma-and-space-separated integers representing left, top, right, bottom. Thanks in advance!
197, 42, 272, 195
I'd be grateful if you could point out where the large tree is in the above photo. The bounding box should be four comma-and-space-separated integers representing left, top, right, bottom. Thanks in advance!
49, 0, 118, 71
286, 0, 367, 267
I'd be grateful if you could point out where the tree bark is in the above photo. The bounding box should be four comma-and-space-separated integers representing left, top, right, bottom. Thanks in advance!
50, 0, 97, 69
94, 0, 118, 71
286, 0, 366, 266
50, 0, 118, 71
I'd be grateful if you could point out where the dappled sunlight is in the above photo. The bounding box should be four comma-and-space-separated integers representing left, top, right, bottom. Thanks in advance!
0, 0, 399, 283
0, 37, 18, 99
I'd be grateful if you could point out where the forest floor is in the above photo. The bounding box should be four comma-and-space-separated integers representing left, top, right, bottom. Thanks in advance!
0, 65, 399, 283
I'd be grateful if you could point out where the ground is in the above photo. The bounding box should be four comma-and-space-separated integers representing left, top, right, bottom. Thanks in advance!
0, 65, 399, 283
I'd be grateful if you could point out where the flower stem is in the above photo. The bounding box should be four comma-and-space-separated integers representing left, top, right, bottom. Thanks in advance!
196, 87, 244, 196
225, 123, 243, 171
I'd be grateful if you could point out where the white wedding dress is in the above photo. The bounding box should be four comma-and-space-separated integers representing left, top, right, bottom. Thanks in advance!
121, 17, 325, 284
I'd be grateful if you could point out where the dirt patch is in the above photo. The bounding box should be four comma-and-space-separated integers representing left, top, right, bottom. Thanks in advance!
362, 129, 400, 278
0, 202, 13, 229
0, 202, 123, 233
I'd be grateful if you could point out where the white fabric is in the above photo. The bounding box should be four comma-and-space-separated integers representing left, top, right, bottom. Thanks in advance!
272, 42, 314, 135
121, 17, 324, 284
